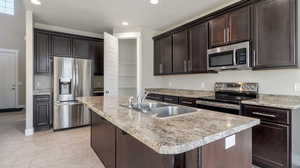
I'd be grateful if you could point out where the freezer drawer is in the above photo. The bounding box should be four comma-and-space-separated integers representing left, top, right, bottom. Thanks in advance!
53, 101, 90, 130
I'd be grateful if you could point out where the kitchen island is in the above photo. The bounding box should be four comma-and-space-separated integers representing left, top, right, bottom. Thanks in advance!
78, 96, 260, 168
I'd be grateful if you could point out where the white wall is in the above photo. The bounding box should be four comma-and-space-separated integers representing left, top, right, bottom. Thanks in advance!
143, 0, 300, 96
0, 0, 26, 106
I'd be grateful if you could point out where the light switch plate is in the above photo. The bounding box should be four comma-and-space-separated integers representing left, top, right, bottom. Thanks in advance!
225, 135, 236, 150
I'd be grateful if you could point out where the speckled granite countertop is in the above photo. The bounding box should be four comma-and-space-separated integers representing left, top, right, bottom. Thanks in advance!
78, 96, 259, 155
242, 94, 300, 110
145, 88, 300, 110
145, 88, 214, 98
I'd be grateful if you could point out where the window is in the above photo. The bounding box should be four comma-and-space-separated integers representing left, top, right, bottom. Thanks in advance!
0, 0, 14, 15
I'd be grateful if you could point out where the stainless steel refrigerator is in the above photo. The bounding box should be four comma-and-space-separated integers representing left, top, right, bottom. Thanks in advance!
53, 57, 92, 130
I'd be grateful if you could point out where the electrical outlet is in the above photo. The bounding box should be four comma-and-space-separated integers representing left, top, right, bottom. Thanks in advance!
295, 83, 300, 92
225, 135, 236, 150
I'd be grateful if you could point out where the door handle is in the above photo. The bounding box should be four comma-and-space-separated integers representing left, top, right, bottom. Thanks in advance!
227, 27, 230, 42
184, 60, 187, 72
224, 29, 226, 43
159, 64, 163, 74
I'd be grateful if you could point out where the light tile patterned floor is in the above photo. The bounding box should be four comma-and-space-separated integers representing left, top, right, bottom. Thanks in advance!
0, 111, 105, 168
0, 111, 261, 168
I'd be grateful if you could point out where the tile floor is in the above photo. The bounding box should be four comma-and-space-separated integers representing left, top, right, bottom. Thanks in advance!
0, 111, 261, 168
0, 111, 105, 168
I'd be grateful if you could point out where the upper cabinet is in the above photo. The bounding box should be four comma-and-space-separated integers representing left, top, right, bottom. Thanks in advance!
209, 6, 250, 48
172, 30, 189, 73
189, 22, 208, 73
34, 31, 50, 73
253, 0, 296, 69
91, 41, 104, 75
52, 34, 72, 57
209, 15, 228, 47
73, 38, 91, 59
154, 36, 173, 75
228, 6, 251, 44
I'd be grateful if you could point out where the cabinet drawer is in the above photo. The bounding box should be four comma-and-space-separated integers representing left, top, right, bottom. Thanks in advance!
179, 97, 196, 107
146, 94, 163, 102
163, 95, 179, 104
242, 105, 290, 125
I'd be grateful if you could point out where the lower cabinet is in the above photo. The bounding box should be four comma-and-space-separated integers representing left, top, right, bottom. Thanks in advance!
91, 111, 116, 168
116, 129, 175, 168
242, 105, 291, 168
33, 95, 51, 131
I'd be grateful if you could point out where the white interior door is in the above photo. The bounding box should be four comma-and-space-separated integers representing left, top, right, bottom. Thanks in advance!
104, 32, 119, 96
0, 50, 17, 109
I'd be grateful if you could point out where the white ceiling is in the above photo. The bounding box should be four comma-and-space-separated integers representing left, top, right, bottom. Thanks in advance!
28, 0, 238, 34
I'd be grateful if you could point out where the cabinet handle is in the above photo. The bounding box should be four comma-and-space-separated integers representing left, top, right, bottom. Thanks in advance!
184, 60, 187, 72
188, 60, 192, 72
181, 101, 193, 105
224, 29, 226, 43
227, 28, 230, 42
253, 50, 256, 66
164, 98, 174, 101
159, 64, 163, 74
252, 112, 276, 118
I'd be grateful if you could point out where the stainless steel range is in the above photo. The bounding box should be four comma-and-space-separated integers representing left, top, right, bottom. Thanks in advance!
53, 57, 92, 130
196, 82, 259, 115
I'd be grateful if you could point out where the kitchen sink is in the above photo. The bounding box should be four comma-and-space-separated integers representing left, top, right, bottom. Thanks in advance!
152, 106, 198, 118
121, 102, 198, 118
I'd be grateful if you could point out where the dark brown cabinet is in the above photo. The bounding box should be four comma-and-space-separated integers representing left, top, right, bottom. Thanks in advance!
172, 30, 189, 73
209, 6, 250, 48
209, 15, 228, 47
189, 23, 208, 73
33, 95, 51, 131
116, 129, 174, 168
91, 111, 116, 168
154, 36, 173, 75
252, 122, 289, 168
228, 6, 251, 44
242, 105, 291, 168
253, 0, 296, 69
91, 41, 104, 75
34, 32, 50, 73
52, 35, 72, 57
73, 38, 91, 59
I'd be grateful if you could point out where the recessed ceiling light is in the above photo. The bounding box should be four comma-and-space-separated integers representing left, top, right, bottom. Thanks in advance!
31, 0, 41, 5
150, 0, 159, 5
122, 22, 129, 26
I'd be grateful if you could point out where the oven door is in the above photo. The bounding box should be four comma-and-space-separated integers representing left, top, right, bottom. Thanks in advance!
207, 50, 235, 71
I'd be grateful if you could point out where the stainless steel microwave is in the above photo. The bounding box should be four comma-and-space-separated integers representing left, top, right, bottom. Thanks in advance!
207, 41, 250, 71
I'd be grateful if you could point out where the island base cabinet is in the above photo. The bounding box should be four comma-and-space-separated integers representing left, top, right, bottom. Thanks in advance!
202, 128, 252, 168
91, 111, 116, 168
91, 111, 253, 168
116, 129, 176, 168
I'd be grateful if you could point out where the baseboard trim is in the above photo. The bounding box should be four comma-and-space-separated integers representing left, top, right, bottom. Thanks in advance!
25, 128, 34, 136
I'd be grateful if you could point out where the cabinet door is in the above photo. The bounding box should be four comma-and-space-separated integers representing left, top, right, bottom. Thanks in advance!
33, 95, 51, 131
35, 32, 50, 73
116, 129, 174, 168
209, 15, 228, 48
189, 23, 208, 73
228, 6, 250, 43
73, 38, 90, 59
52, 35, 72, 57
153, 40, 160, 75
173, 30, 188, 73
158, 36, 173, 74
253, 0, 296, 69
95, 41, 104, 75
252, 122, 290, 168
91, 111, 116, 168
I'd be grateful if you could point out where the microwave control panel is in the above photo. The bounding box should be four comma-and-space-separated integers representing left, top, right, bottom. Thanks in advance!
236, 48, 247, 65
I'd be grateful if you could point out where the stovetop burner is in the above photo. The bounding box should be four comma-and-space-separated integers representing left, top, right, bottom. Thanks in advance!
198, 82, 259, 105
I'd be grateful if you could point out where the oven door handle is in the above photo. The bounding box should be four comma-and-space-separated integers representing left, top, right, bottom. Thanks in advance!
196, 100, 240, 110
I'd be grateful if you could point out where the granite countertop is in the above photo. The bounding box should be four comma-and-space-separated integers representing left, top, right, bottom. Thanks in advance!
78, 96, 259, 155
146, 88, 300, 110
145, 88, 214, 98
242, 94, 300, 110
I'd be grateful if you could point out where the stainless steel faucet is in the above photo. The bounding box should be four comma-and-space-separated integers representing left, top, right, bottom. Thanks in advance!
138, 91, 150, 105
128, 92, 150, 107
